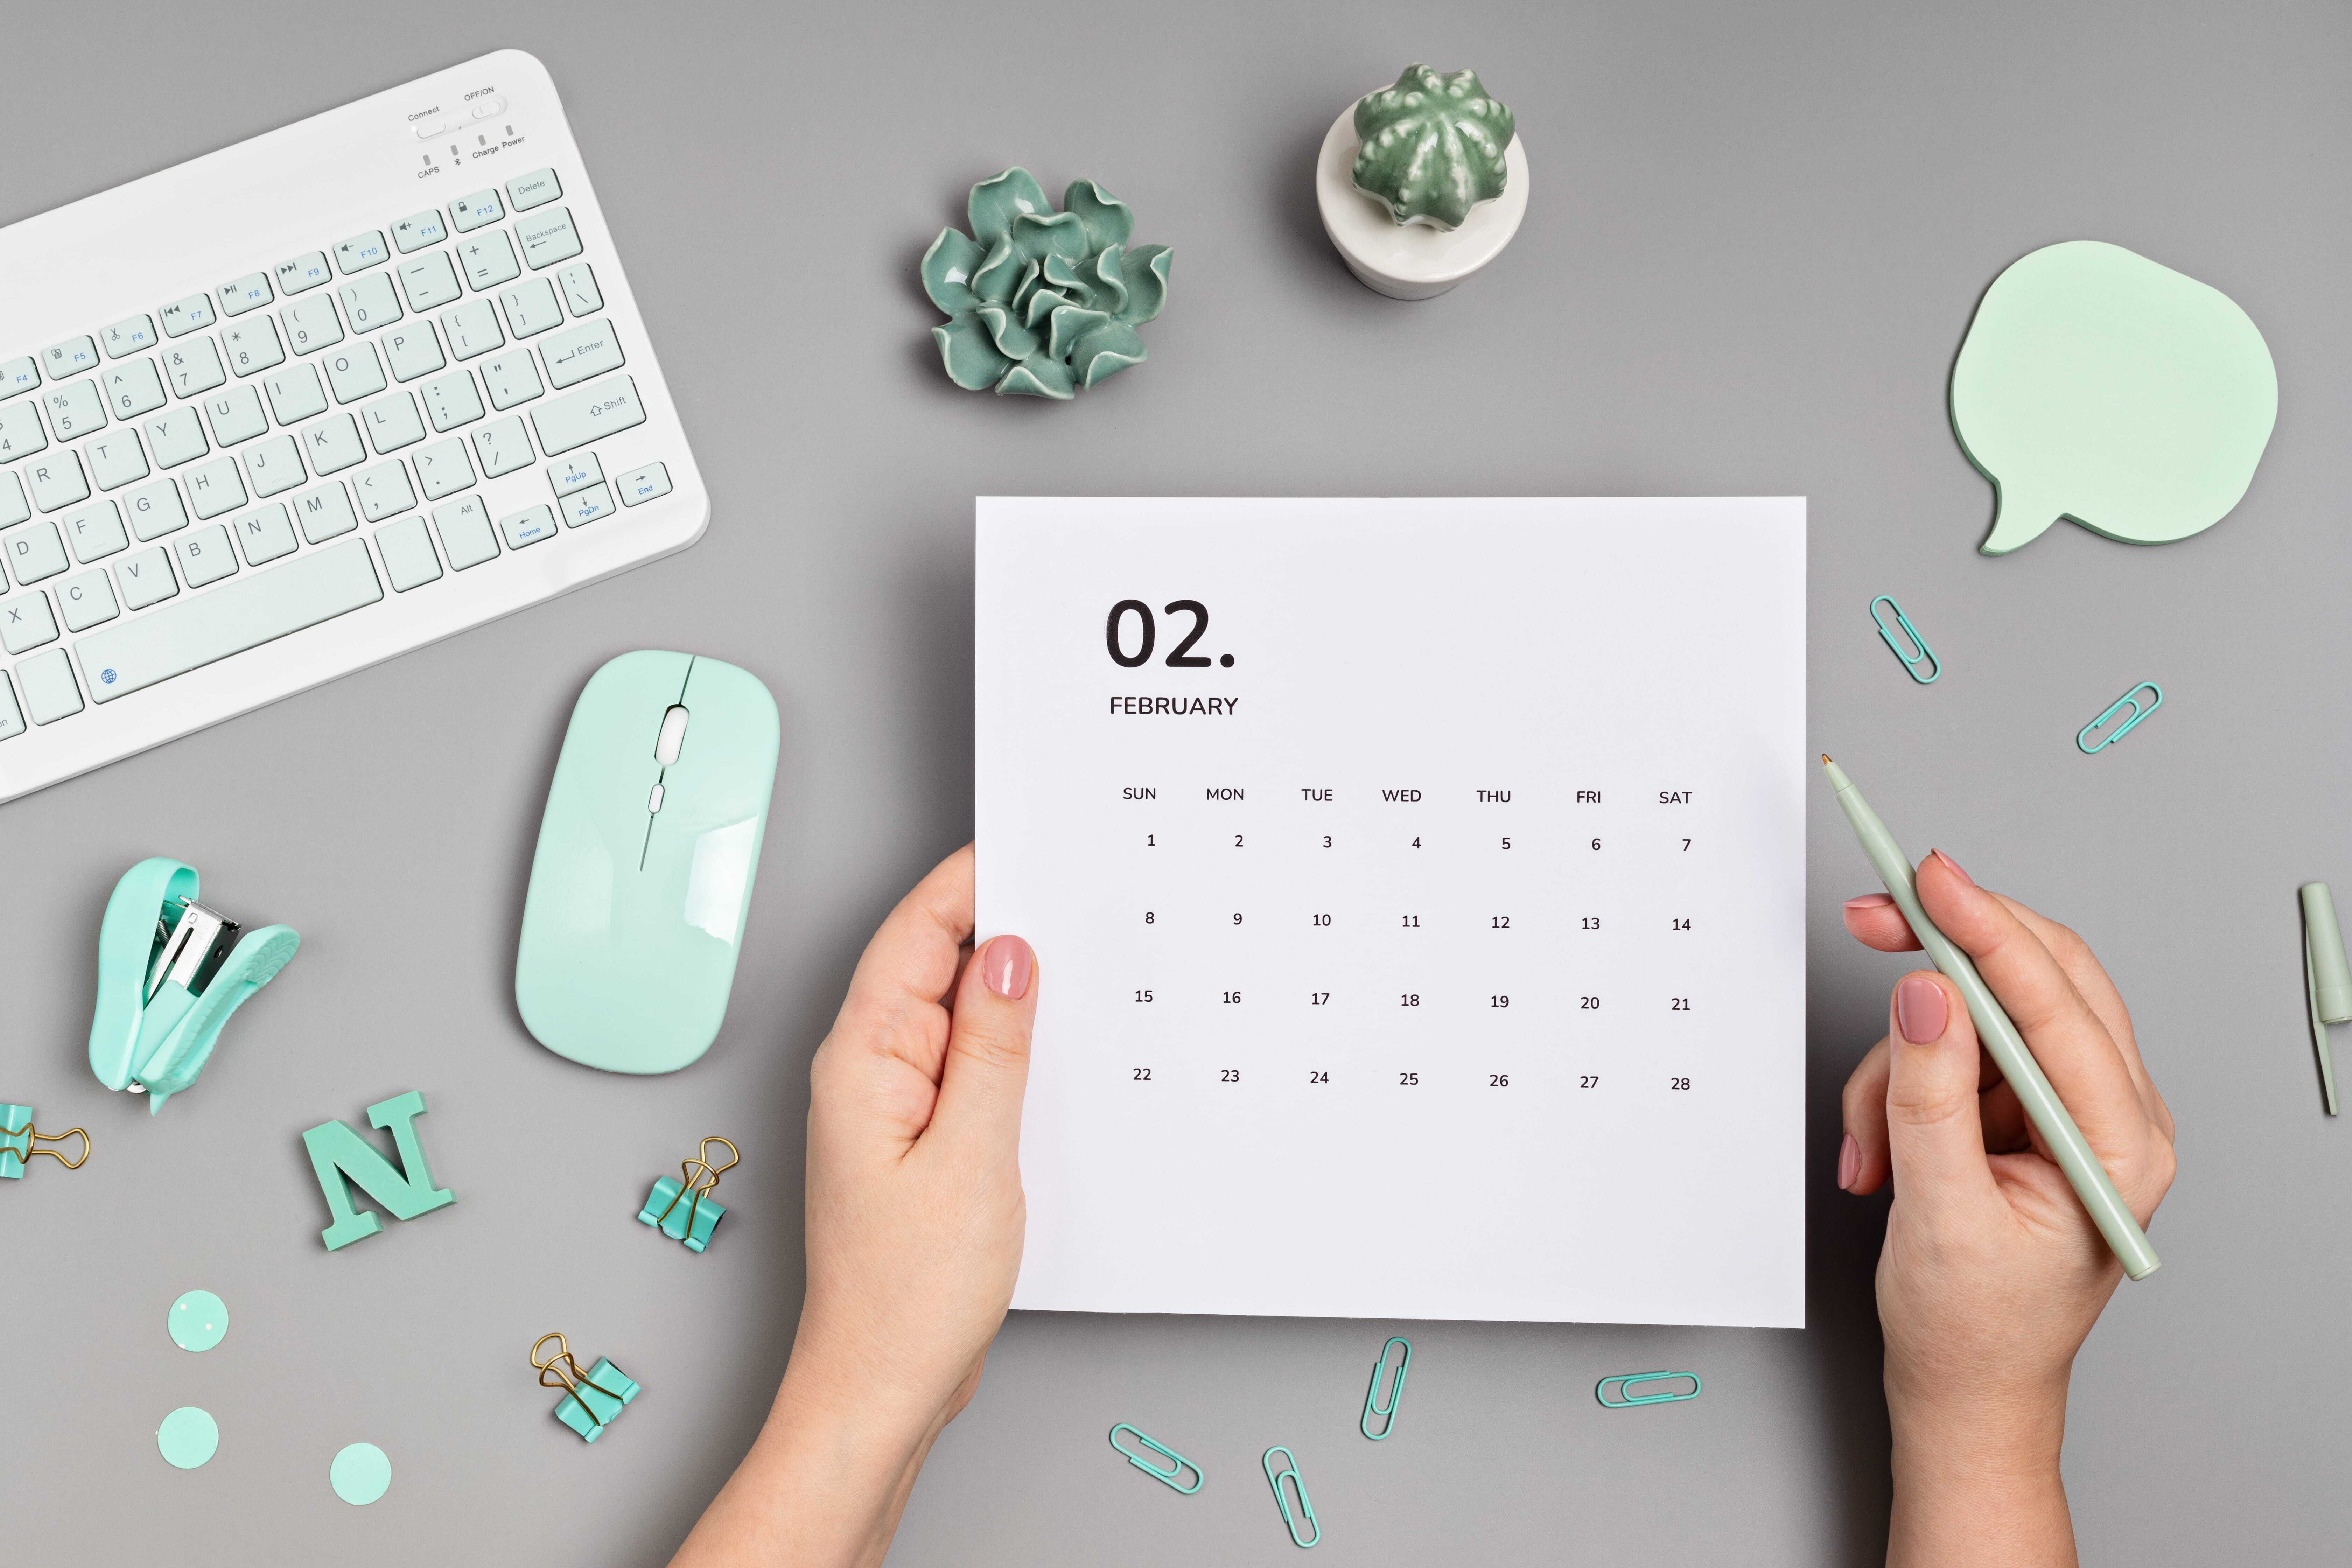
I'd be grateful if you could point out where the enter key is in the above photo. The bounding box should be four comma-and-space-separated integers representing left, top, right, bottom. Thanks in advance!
540, 320, 624, 390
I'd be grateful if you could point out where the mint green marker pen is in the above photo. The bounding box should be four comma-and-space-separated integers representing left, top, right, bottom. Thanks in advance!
1822, 756, 2160, 1281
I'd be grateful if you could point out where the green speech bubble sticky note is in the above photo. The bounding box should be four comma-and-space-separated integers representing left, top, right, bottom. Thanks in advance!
1951, 240, 2277, 555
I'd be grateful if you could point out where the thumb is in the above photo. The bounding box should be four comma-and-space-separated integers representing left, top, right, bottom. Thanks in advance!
1882, 971, 2002, 1220
927, 934, 1040, 1156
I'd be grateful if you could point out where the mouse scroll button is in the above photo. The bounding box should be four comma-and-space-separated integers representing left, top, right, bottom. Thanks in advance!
646, 783, 664, 814
654, 703, 689, 765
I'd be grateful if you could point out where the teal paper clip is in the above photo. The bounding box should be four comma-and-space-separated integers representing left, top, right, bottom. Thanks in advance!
1109, 1423, 1203, 1493
1262, 1446, 1319, 1549
2, 1104, 88, 1179
2077, 682, 2163, 754
638, 1136, 737, 1253
1869, 595, 1939, 684
534, 1333, 638, 1443
87, 858, 300, 1113
1359, 1336, 1412, 1440
2300, 883, 2348, 1116
1596, 1370, 1702, 1408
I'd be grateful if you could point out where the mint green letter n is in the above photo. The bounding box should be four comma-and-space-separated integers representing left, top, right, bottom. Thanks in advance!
302, 1091, 456, 1251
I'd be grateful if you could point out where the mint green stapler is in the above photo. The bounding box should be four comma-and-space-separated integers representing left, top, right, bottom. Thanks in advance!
88, 858, 301, 1113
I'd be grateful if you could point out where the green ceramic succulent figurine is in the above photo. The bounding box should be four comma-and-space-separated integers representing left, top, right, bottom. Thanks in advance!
923, 168, 1173, 399
1351, 65, 1516, 230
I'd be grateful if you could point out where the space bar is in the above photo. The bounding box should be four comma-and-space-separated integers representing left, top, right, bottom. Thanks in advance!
79, 541, 384, 704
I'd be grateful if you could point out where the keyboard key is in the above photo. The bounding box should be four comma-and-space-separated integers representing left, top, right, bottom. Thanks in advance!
27, 451, 89, 513
184, 456, 245, 519
480, 350, 542, 410
219, 273, 273, 316
62, 500, 127, 562
42, 379, 106, 439
103, 315, 157, 357
324, 342, 386, 404
86, 429, 148, 492
449, 188, 505, 231
202, 385, 268, 447
375, 515, 441, 591
383, 321, 446, 383
2, 356, 37, 398
0, 400, 46, 461
234, 502, 298, 565
163, 337, 226, 398
5, 521, 68, 586
144, 407, 208, 469
79, 538, 383, 704
440, 298, 504, 360
58, 567, 119, 630
276, 251, 333, 295
518, 206, 583, 271
506, 167, 562, 210
245, 433, 305, 497
294, 481, 358, 542
419, 369, 484, 432
458, 230, 521, 291
361, 391, 425, 453
473, 416, 532, 478
432, 495, 498, 569
336, 231, 390, 274
561, 483, 614, 528
617, 462, 672, 506
223, 317, 285, 377
392, 209, 448, 253
413, 437, 474, 500
498, 503, 557, 549
498, 277, 562, 339
126, 478, 187, 540
282, 295, 345, 356
0, 672, 19, 740
18, 647, 80, 722
398, 251, 462, 312
160, 294, 216, 337
353, 459, 414, 521
530, 374, 645, 456
263, 364, 328, 426
3, 585, 58, 649
548, 454, 602, 497
0, 473, 25, 528
338, 273, 402, 334
44, 337, 98, 377
175, 523, 238, 587
103, 358, 167, 419
117, 545, 178, 609
555, 263, 602, 317
302, 412, 365, 475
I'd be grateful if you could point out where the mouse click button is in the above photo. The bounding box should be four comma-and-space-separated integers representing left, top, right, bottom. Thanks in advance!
654, 705, 689, 765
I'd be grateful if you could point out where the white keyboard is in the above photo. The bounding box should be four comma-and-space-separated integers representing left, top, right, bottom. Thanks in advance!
0, 50, 706, 804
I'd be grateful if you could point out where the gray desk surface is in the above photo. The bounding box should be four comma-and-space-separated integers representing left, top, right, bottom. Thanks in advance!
6, 2, 2347, 1561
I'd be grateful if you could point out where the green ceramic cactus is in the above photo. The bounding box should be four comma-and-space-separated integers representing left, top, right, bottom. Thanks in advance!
1351, 65, 1516, 230
923, 168, 1173, 399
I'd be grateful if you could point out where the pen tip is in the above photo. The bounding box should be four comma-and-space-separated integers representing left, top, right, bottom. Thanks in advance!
1820, 753, 1833, 765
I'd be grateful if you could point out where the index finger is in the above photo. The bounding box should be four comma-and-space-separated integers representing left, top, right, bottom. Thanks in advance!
832, 844, 976, 1063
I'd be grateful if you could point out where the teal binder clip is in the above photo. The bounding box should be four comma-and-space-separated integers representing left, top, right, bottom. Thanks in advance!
1596, 1370, 1702, 1408
1869, 595, 1940, 684
1262, 1446, 1319, 1549
1359, 1336, 1412, 1440
638, 1136, 737, 1253
533, 1333, 639, 1443
1109, 1423, 1203, 1493
2, 1104, 88, 1178
2077, 681, 2163, 754
88, 858, 300, 1113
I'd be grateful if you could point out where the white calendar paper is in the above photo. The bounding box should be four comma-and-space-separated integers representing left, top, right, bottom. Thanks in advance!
977, 497, 1806, 1326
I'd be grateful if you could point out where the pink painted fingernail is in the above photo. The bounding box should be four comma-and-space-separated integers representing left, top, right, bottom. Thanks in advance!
1896, 973, 1947, 1044
1844, 893, 1895, 910
1930, 848, 1973, 886
982, 935, 1035, 1000
1837, 1133, 1860, 1191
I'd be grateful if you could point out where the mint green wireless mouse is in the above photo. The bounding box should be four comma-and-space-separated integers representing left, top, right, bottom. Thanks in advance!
517, 651, 780, 1073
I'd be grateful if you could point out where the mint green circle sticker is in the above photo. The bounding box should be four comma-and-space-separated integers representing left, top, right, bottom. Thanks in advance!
330, 1442, 392, 1505
168, 1289, 229, 1352
158, 1406, 219, 1469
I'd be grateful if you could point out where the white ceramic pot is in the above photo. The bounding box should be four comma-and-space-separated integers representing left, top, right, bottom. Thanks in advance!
1314, 100, 1529, 300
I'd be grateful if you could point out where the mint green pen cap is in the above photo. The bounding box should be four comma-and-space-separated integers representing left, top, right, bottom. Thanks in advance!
2300, 884, 2351, 1022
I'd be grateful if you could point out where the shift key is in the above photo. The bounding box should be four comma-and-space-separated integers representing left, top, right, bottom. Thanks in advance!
529, 374, 644, 455
77, 539, 382, 702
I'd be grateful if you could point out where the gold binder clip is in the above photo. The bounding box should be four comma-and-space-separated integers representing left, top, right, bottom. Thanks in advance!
532, 1331, 640, 1443
2, 1104, 88, 1179
639, 1136, 738, 1253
